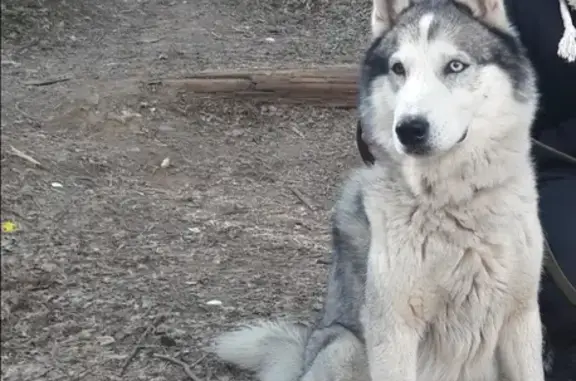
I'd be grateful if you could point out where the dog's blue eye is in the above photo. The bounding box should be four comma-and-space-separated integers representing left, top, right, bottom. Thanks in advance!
445, 60, 468, 74
391, 62, 406, 76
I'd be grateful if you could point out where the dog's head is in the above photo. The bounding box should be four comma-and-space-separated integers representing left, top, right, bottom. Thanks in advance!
359, 0, 537, 160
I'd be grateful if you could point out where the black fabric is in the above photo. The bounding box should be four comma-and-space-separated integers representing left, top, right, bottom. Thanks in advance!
538, 168, 576, 347
504, 0, 576, 170
547, 344, 576, 381
503, 0, 576, 125
532, 118, 576, 172
537, 168, 575, 381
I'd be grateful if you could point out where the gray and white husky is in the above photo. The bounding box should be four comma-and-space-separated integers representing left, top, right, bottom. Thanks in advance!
213, 0, 546, 380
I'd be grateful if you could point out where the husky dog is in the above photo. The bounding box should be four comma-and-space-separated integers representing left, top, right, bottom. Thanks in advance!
213, 0, 546, 380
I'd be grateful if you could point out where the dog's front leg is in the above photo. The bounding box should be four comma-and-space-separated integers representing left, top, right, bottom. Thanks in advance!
361, 250, 422, 381
498, 303, 545, 381
362, 306, 420, 381
362, 191, 423, 381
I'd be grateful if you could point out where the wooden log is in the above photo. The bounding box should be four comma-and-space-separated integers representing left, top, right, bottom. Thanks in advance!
149, 65, 361, 108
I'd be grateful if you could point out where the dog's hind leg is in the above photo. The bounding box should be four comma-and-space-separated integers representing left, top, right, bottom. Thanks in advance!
301, 325, 369, 381
294, 175, 371, 381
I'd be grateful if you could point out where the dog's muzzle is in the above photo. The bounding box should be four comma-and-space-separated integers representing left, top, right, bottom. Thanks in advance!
395, 117, 431, 155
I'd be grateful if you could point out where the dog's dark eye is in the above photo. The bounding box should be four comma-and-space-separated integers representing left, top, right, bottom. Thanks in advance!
391, 62, 406, 76
445, 60, 469, 74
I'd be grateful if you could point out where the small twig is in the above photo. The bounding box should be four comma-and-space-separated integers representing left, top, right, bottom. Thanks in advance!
23, 76, 71, 87
210, 31, 223, 39
290, 126, 305, 138
152, 354, 203, 381
119, 345, 144, 376
71, 363, 98, 381
316, 259, 332, 265
14, 102, 41, 122
17, 38, 39, 54
1, 60, 21, 67
119, 313, 166, 376
188, 353, 208, 368
9, 145, 44, 168
137, 37, 163, 44
289, 187, 316, 211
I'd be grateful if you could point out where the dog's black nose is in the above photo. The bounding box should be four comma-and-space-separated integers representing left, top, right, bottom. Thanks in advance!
395, 117, 429, 148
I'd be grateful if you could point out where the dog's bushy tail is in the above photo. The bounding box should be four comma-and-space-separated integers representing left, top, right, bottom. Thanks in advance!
212, 321, 310, 381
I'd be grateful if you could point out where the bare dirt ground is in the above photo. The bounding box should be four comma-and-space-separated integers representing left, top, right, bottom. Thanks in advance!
1, 0, 370, 380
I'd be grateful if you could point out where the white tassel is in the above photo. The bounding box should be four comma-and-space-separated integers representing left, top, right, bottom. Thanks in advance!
557, 0, 576, 62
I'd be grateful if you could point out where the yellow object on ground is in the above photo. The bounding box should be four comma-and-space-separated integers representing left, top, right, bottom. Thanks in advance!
2, 221, 18, 233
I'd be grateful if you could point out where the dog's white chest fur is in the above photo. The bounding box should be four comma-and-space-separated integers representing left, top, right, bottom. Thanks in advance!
396, 208, 505, 380
361, 165, 542, 381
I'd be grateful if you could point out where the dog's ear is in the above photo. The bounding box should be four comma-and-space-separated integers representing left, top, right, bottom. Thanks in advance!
371, 0, 412, 38
453, 0, 511, 31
